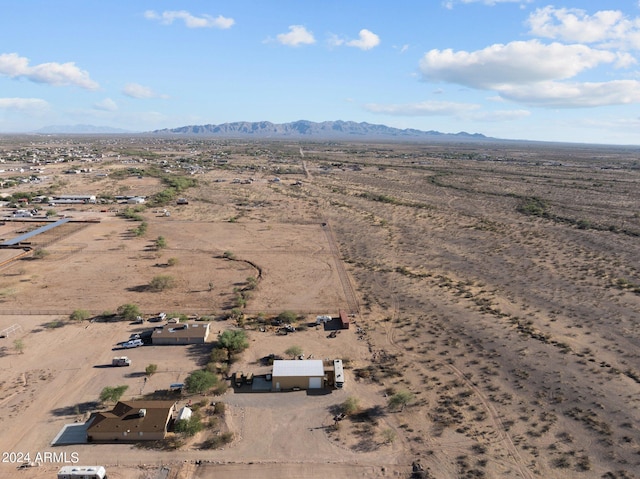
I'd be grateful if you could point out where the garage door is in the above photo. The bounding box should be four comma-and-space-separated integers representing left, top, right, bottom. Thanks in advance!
308, 377, 322, 389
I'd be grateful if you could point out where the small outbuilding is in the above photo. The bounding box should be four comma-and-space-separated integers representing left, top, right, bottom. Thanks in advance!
177, 406, 192, 421
339, 310, 350, 329
272, 360, 325, 391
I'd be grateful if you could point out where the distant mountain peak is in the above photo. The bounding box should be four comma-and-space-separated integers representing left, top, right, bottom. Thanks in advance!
152, 120, 488, 140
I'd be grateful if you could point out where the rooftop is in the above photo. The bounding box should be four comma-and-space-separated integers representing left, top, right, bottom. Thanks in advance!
151, 322, 210, 339
272, 359, 324, 377
87, 400, 176, 435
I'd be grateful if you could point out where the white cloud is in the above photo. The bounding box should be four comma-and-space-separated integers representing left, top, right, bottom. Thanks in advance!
0, 53, 99, 90
470, 109, 531, 121
364, 99, 529, 122
94, 98, 118, 111
419, 40, 626, 89
276, 25, 315, 46
327, 34, 345, 48
418, 40, 640, 108
122, 83, 167, 99
498, 80, 640, 107
144, 10, 234, 29
527, 6, 640, 49
443, 0, 532, 9
328, 29, 380, 50
0, 98, 49, 111
365, 100, 480, 116
346, 29, 380, 50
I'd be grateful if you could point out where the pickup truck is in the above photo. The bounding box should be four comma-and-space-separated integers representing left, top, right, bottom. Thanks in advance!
122, 339, 143, 348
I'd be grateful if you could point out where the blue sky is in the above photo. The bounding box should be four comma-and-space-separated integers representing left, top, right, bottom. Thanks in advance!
2, 1, 640, 144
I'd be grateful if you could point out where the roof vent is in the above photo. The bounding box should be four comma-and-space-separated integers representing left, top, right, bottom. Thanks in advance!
138, 408, 146, 417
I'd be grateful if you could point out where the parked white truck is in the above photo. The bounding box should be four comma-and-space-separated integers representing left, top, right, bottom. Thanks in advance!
112, 356, 131, 367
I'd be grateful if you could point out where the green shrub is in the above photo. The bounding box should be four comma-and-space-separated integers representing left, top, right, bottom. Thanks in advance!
149, 275, 176, 291
174, 414, 203, 437
70, 309, 90, 321
185, 370, 218, 394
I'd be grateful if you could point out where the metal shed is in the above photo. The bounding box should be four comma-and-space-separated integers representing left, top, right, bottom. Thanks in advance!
271, 360, 325, 391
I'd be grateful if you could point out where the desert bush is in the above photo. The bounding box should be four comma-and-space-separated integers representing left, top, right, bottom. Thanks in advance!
167, 312, 189, 322
517, 197, 548, 217
149, 275, 176, 291
217, 330, 249, 362
167, 257, 178, 266
174, 413, 203, 437
99, 385, 128, 403
133, 221, 148, 236
285, 345, 303, 359
13, 339, 24, 354
117, 303, 140, 321
154, 236, 167, 249
388, 390, 414, 411
145, 364, 158, 376
70, 309, 91, 321
122, 207, 144, 221
212, 382, 228, 396
201, 432, 233, 449
210, 348, 227, 363
32, 248, 49, 259
381, 428, 396, 443
185, 370, 218, 394
278, 310, 297, 323
342, 396, 360, 416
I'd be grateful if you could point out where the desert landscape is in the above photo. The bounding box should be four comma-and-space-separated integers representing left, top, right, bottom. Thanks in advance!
0, 135, 638, 479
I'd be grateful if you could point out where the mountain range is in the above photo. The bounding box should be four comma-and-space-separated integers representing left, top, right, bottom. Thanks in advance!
151, 120, 488, 140
29, 120, 489, 140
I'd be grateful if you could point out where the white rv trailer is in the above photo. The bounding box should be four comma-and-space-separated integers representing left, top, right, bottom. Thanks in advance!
57, 465, 106, 479
334, 359, 344, 389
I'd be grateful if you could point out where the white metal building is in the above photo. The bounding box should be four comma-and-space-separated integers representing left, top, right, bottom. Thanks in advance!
271, 360, 325, 391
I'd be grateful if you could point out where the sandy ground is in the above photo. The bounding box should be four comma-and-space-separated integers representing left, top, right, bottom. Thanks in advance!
0, 138, 638, 479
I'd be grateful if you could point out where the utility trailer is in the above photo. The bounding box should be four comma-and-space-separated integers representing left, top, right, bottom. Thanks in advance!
112, 356, 131, 367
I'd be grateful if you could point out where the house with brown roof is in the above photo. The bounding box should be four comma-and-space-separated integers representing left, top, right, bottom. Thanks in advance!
151, 322, 211, 345
86, 400, 176, 442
